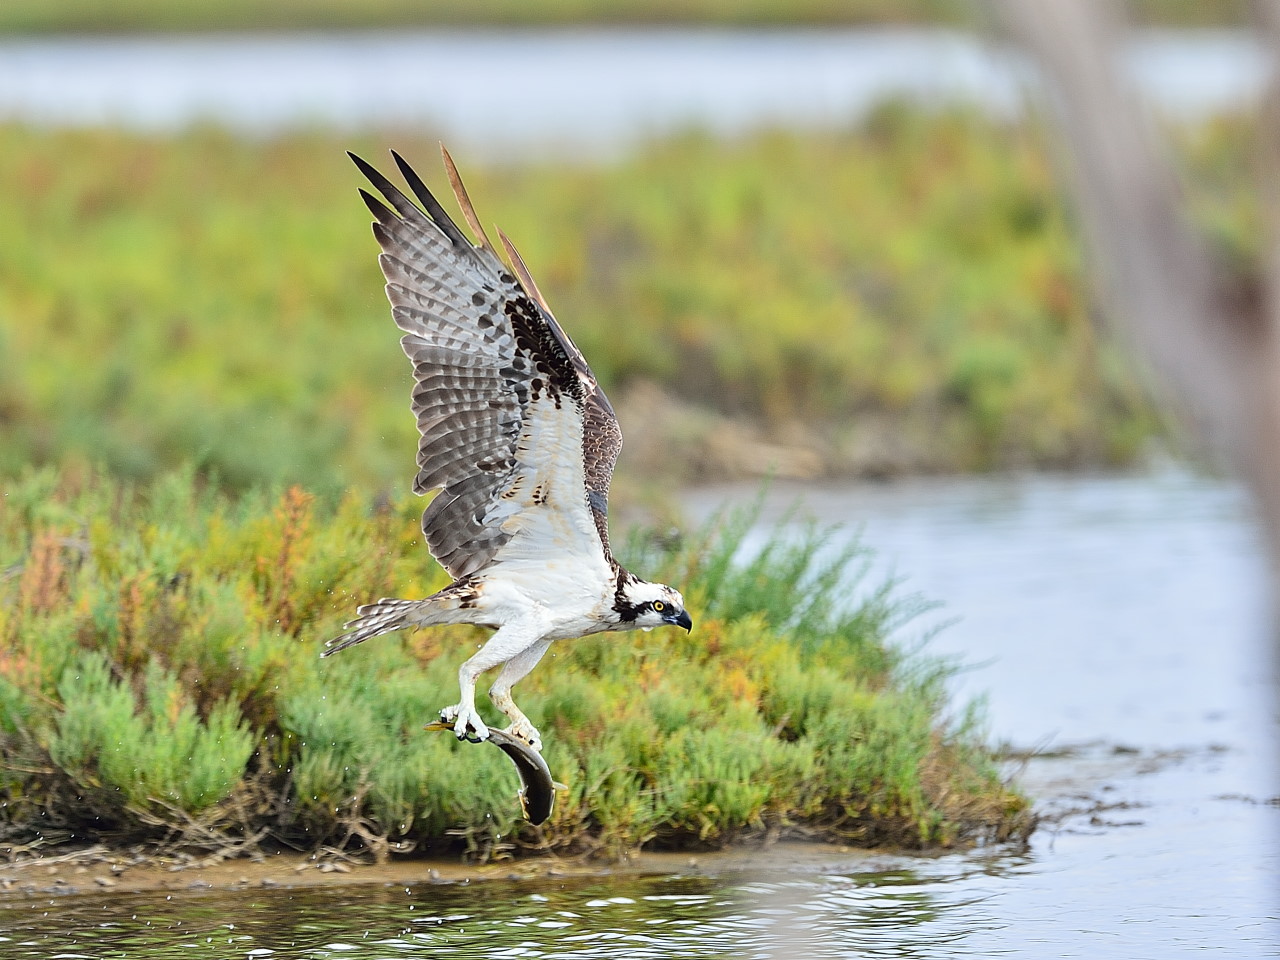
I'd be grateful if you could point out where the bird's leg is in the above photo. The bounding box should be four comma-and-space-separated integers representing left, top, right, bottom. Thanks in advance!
438, 680, 487, 743
488, 638, 553, 752
440, 624, 540, 743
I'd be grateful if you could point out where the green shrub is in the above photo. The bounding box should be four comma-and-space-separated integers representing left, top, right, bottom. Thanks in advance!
0, 468, 1030, 856
49, 654, 255, 813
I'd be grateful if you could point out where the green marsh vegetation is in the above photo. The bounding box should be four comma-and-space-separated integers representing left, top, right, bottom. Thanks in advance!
0, 468, 1030, 858
3, 107, 1252, 495
0, 0, 1245, 33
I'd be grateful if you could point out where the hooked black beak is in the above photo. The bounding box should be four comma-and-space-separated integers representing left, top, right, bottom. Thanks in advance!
671, 609, 693, 632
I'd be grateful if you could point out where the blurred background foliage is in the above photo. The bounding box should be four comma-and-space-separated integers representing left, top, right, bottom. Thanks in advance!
0, 0, 1251, 33
3, 106, 1256, 498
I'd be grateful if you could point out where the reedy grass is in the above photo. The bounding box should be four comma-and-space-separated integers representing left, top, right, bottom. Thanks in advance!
0, 468, 1029, 858
0, 110, 1207, 494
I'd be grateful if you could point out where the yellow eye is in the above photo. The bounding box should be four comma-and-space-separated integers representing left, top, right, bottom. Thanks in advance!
653, 601, 665, 612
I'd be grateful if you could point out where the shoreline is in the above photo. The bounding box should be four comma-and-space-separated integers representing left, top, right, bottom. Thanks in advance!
1, 742, 1204, 902
0, 839, 912, 900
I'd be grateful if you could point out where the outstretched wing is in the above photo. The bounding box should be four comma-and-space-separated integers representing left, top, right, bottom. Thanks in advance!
350, 148, 623, 579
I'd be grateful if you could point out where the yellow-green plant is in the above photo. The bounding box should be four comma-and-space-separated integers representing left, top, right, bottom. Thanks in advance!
0, 468, 1030, 856
49, 654, 254, 814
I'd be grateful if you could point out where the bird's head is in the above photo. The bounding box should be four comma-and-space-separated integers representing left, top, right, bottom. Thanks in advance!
614, 577, 692, 633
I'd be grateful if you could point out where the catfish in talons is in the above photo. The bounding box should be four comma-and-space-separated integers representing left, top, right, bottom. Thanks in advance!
424, 721, 565, 825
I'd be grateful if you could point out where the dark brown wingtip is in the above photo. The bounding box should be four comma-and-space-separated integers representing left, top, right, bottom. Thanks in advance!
348, 150, 420, 222
347, 150, 385, 190
390, 149, 471, 249
358, 187, 397, 225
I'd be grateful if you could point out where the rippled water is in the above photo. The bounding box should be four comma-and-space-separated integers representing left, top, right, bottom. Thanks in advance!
0, 855, 1207, 959
1, 470, 1276, 957
3, 872, 923, 958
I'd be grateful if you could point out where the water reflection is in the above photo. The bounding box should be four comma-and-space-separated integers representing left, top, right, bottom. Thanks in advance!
0, 868, 1033, 959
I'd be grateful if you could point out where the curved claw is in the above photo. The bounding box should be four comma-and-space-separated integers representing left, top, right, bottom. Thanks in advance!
501, 720, 542, 754
438, 704, 489, 743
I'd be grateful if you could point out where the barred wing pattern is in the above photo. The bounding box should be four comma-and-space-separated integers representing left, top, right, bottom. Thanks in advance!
350, 150, 623, 578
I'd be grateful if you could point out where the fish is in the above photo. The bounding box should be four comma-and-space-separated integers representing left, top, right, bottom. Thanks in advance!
423, 721, 564, 825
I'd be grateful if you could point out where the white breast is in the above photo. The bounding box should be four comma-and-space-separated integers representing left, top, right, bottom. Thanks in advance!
471, 555, 615, 640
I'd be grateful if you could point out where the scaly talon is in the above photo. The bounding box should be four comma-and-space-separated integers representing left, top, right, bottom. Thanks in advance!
501, 718, 542, 753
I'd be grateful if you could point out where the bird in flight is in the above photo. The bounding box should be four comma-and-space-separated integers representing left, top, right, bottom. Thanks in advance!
323, 148, 692, 753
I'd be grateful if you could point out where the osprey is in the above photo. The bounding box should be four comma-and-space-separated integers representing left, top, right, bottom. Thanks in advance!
324, 148, 692, 753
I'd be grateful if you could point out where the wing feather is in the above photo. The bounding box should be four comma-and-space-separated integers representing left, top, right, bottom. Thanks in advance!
349, 153, 427, 224
350, 149, 623, 576
441, 144, 499, 257
496, 238, 621, 553
497, 228, 552, 315
391, 149, 472, 250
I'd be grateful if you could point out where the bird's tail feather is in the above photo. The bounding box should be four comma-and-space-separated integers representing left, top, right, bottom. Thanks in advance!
323, 599, 429, 656
323, 581, 480, 657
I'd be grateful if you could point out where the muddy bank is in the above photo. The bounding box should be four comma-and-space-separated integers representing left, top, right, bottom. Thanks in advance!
0, 840, 915, 900
606, 384, 1179, 512
612, 382, 1127, 488
2, 744, 1223, 903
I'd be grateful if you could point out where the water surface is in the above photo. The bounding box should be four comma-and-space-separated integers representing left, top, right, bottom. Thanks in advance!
685, 468, 1275, 755
0, 870, 1052, 959
0, 29, 1268, 153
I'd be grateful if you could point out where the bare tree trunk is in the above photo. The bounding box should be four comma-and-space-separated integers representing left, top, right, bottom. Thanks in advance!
996, 0, 1280, 581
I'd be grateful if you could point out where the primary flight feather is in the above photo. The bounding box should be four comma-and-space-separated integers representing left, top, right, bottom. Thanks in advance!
323, 148, 692, 752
